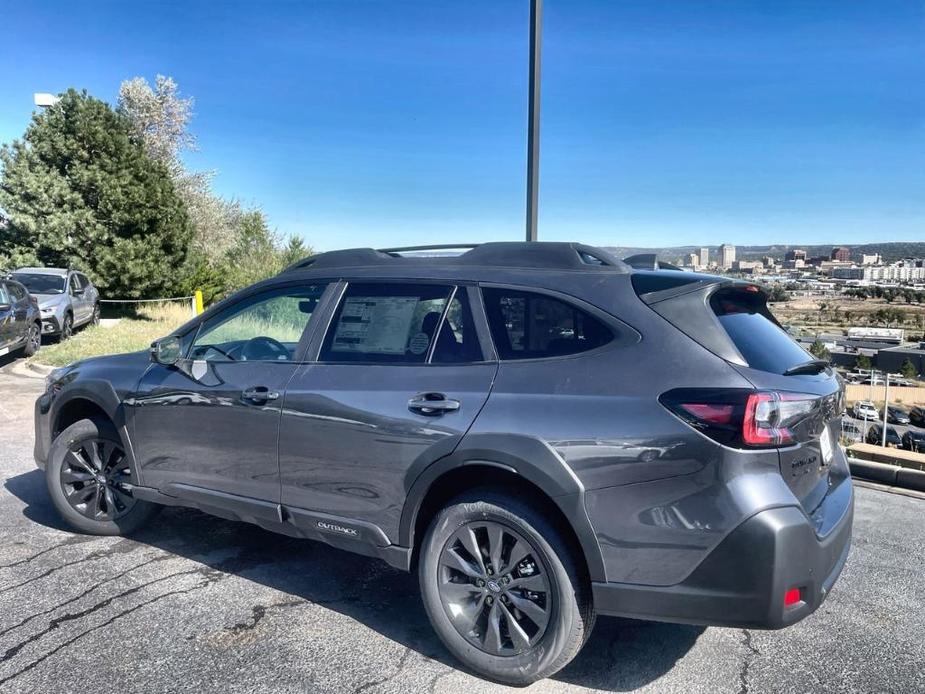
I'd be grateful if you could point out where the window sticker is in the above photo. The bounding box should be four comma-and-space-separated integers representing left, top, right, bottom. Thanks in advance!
407, 331, 431, 355
331, 296, 419, 354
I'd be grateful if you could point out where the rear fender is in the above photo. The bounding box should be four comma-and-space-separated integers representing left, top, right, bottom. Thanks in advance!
399, 432, 607, 582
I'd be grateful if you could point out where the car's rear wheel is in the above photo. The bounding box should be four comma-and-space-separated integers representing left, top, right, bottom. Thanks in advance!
22, 321, 41, 357
419, 491, 594, 685
45, 418, 159, 535
91, 303, 101, 326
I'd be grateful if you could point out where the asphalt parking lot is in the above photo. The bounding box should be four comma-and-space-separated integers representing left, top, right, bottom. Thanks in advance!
1, 360, 924, 694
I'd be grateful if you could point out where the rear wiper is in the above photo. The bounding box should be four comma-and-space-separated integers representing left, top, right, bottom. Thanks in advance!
783, 359, 829, 376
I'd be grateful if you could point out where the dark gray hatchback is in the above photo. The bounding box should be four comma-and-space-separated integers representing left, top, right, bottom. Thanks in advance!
34, 242, 852, 684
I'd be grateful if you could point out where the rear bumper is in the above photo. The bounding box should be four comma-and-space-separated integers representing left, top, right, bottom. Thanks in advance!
592, 478, 853, 629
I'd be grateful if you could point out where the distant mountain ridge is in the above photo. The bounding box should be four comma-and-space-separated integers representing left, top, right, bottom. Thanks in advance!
602, 242, 925, 265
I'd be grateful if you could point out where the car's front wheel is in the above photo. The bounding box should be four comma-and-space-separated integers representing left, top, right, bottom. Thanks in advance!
22, 321, 41, 357
45, 418, 159, 535
419, 491, 594, 685
59, 313, 73, 341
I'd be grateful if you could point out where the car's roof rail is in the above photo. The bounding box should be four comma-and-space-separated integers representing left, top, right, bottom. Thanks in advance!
282, 242, 631, 273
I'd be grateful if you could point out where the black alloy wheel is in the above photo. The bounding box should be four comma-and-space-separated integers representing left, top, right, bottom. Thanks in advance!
437, 520, 552, 656
60, 438, 136, 521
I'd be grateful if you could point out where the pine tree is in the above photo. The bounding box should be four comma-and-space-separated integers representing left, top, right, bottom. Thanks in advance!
0, 89, 191, 298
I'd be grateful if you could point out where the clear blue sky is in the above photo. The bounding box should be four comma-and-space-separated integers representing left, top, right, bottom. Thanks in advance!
1, 1, 922, 251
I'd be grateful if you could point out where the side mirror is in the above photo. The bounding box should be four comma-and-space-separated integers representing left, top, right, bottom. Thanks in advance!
150, 336, 182, 366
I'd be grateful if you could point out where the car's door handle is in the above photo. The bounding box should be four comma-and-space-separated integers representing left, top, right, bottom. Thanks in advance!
242, 386, 280, 403
408, 393, 460, 416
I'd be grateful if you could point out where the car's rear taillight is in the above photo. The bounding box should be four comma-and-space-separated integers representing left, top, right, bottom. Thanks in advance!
662, 389, 819, 449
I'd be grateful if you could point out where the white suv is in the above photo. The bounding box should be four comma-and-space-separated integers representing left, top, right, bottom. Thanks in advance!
853, 400, 879, 421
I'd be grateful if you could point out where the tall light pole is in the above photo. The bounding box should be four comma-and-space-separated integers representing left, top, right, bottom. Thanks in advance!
525, 0, 542, 242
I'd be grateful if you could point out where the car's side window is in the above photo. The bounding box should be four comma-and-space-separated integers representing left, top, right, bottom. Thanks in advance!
77, 273, 91, 289
190, 284, 328, 362
0, 284, 10, 306
319, 283, 455, 364
69, 274, 82, 294
481, 287, 614, 360
431, 290, 483, 363
7, 283, 26, 302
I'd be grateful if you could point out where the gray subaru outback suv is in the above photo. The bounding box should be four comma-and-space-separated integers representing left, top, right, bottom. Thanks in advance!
34, 242, 852, 684
13, 267, 100, 340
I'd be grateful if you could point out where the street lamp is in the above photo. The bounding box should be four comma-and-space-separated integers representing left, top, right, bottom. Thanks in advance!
34, 93, 59, 108
525, 0, 542, 242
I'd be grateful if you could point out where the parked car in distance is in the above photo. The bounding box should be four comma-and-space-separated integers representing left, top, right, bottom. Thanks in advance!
840, 418, 863, 444
11, 268, 100, 341
883, 406, 911, 425
853, 400, 879, 421
866, 424, 902, 447
901, 429, 925, 453
910, 406, 925, 427
0, 276, 42, 358
34, 242, 854, 684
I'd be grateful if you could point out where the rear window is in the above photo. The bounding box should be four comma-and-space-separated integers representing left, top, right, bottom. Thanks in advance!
482, 287, 613, 360
711, 289, 812, 374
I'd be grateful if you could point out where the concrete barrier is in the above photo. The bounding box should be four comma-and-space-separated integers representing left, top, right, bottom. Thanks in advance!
848, 458, 899, 485
896, 468, 925, 493
847, 443, 925, 471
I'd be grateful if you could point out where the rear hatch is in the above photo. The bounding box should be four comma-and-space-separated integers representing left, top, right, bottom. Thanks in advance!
634, 272, 846, 515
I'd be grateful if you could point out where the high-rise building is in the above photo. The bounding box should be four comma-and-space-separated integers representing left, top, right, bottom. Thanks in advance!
831, 247, 850, 262
785, 249, 807, 262
686, 253, 699, 268
699, 247, 710, 267
719, 244, 736, 269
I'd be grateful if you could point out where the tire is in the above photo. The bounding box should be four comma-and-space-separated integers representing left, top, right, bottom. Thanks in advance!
22, 321, 41, 357
419, 490, 595, 685
59, 313, 73, 341
90, 303, 101, 326
45, 418, 159, 536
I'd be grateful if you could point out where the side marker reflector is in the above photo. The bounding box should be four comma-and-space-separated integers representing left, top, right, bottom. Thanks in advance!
784, 587, 802, 607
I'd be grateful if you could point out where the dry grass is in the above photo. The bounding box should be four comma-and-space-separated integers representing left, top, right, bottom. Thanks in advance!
32, 302, 193, 367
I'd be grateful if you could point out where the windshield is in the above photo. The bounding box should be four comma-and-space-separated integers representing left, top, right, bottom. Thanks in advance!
12, 273, 66, 294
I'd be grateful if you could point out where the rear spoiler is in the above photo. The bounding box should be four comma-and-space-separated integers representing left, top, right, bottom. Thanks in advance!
632, 274, 773, 367
622, 253, 683, 272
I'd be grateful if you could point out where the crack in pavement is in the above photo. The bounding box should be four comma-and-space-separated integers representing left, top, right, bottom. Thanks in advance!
0, 573, 228, 687
0, 564, 205, 662
0, 538, 140, 595
0, 550, 278, 684
0, 535, 97, 570
226, 598, 305, 635
352, 647, 415, 694
0, 553, 174, 639
738, 629, 759, 694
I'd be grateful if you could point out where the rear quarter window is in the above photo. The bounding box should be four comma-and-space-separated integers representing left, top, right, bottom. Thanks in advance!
482, 287, 613, 360
711, 289, 812, 374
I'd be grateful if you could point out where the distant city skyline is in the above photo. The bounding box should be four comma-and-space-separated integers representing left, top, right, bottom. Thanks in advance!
1, 1, 922, 251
